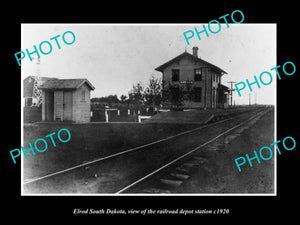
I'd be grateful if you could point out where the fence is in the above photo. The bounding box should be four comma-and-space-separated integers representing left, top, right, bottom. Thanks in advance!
91, 105, 157, 122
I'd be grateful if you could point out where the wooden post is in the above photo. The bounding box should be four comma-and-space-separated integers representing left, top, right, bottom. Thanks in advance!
105, 110, 108, 122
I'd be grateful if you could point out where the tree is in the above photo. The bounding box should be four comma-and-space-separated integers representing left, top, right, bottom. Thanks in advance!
144, 75, 162, 107
120, 94, 128, 103
106, 95, 119, 104
128, 82, 144, 107
91, 95, 119, 104
162, 81, 184, 108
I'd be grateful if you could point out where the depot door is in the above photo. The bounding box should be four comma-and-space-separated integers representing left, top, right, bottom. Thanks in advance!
63, 91, 73, 121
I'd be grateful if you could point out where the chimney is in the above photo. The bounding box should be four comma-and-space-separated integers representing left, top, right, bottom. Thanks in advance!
192, 46, 199, 58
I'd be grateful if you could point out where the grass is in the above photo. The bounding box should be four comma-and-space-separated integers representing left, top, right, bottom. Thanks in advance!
23, 106, 269, 183
23, 122, 200, 180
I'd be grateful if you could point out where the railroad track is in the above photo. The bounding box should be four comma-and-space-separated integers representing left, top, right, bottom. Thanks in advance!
23, 106, 271, 194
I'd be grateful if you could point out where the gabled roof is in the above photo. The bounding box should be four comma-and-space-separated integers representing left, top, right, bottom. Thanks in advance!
38, 79, 95, 90
155, 51, 227, 75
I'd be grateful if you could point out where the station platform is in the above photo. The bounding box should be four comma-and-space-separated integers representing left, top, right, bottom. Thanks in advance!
143, 106, 266, 124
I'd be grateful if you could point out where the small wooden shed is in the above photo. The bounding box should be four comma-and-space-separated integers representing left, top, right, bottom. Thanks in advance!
38, 79, 95, 123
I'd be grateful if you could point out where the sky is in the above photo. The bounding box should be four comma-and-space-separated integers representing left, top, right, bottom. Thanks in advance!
21, 24, 276, 105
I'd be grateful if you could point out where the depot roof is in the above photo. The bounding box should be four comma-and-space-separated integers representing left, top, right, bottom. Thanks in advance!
155, 51, 227, 75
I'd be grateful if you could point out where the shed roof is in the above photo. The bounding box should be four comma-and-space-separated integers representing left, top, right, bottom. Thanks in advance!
38, 79, 95, 90
24, 76, 58, 82
155, 51, 227, 74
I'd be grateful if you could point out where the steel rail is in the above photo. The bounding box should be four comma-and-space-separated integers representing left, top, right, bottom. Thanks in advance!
23, 107, 265, 185
115, 108, 270, 194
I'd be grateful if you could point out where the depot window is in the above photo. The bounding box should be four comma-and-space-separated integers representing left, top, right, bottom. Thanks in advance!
172, 69, 180, 81
194, 68, 202, 81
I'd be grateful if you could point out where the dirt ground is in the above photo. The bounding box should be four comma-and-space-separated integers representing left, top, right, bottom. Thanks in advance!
176, 108, 275, 194
23, 122, 199, 180
23, 107, 274, 194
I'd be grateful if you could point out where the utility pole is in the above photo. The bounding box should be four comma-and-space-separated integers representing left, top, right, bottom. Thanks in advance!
249, 93, 251, 106
227, 81, 236, 108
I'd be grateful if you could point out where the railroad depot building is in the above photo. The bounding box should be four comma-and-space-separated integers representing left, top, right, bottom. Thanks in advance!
155, 47, 229, 109
38, 78, 95, 123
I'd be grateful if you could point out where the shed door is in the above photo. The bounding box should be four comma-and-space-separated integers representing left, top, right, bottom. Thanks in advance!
45, 91, 54, 121
63, 91, 73, 121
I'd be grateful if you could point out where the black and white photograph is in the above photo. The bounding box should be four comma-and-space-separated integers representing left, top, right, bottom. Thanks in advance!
21, 24, 276, 195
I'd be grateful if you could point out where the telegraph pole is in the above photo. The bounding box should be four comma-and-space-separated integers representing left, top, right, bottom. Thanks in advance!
227, 81, 236, 108
249, 93, 251, 106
